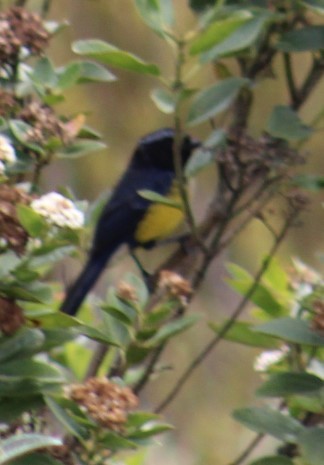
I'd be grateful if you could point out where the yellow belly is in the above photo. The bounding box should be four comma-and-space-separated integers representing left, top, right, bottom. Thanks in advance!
135, 183, 184, 244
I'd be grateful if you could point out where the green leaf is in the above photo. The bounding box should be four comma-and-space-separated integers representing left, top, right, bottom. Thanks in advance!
0, 358, 64, 383
9, 452, 63, 465
293, 174, 324, 191
126, 412, 160, 428
137, 189, 182, 208
41, 328, 76, 350
0, 251, 20, 279
16, 204, 48, 237
57, 61, 116, 89
101, 287, 138, 325
189, 0, 215, 12
0, 328, 44, 363
1, 282, 52, 303
249, 456, 294, 465
76, 324, 121, 347
185, 129, 225, 176
187, 77, 249, 126
299, 427, 324, 465
0, 434, 61, 465
201, 12, 275, 62
45, 396, 89, 440
276, 25, 324, 52
233, 406, 302, 441
135, 0, 174, 36
144, 314, 200, 347
0, 397, 43, 423
257, 372, 324, 397
58, 139, 106, 158
9, 120, 44, 154
31, 57, 58, 88
209, 321, 278, 348
0, 284, 46, 304
255, 317, 324, 346
302, 0, 324, 14
267, 105, 313, 141
190, 11, 252, 54
72, 39, 160, 75
99, 431, 137, 451
150, 87, 176, 114
127, 421, 173, 439
227, 263, 285, 316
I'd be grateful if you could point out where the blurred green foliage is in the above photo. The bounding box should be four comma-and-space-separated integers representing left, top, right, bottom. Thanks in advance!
0, 1, 322, 465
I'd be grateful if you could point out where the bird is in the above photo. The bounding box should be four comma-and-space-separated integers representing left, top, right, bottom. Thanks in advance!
60, 128, 199, 316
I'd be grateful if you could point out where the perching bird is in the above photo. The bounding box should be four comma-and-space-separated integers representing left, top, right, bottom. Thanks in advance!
61, 128, 199, 315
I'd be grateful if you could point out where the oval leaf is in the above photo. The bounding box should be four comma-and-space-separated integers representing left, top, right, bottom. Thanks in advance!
233, 406, 302, 441
187, 77, 249, 126
255, 317, 324, 347
144, 314, 200, 347
72, 39, 160, 76
201, 12, 275, 62
137, 189, 182, 208
190, 11, 252, 54
276, 25, 324, 52
267, 106, 312, 141
299, 427, 324, 465
150, 87, 176, 114
135, 0, 174, 36
257, 372, 324, 397
0, 434, 61, 465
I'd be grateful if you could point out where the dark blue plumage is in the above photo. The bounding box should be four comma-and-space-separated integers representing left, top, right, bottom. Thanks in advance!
60, 128, 199, 315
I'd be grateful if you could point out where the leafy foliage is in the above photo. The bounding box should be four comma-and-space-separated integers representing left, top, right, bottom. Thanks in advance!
0, 0, 322, 465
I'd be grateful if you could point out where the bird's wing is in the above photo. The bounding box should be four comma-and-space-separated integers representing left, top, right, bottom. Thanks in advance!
91, 168, 174, 255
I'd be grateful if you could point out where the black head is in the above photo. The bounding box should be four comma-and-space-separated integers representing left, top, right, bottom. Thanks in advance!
131, 128, 200, 171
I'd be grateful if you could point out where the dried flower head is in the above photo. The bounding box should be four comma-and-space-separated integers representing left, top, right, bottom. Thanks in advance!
158, 270, 192, 306
19, 100, 71, 145
0, 184, 31, 253
116, 281, 138, 303
0, 297, 25, 335
0, 7, 49, 65
31, 192, 84, 230
0, 89, 17, 117
68, 378, 138, 431
44, 445, 74, 465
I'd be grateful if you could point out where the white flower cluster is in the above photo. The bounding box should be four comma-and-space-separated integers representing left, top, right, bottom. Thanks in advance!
0, 135, 17, 175
254, 346, 288, 372
31, 192, 84, 229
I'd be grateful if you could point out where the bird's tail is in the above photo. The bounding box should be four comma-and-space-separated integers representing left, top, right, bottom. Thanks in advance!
60, 253, 109, 316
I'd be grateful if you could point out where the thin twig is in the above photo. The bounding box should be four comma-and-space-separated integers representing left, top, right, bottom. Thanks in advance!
154, 208, 298, 413
84, 344, 109, 379
133, 344, 165, 394
229, 433, 265, 465
283, 53, 299, 108
292, 57, 324, 110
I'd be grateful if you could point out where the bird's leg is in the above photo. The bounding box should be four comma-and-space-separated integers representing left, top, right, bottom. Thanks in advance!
130, 249, 151, 281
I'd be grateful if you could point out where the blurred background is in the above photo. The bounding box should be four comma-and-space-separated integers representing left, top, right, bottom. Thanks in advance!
27, 0, 324, 463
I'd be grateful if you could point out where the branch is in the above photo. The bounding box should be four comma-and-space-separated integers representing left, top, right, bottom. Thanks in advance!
229, 433, 265, 465
283, 53, 299, 108
154, 207, 299, 413
292, 57, 324, 110
173, 40, 207, 255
